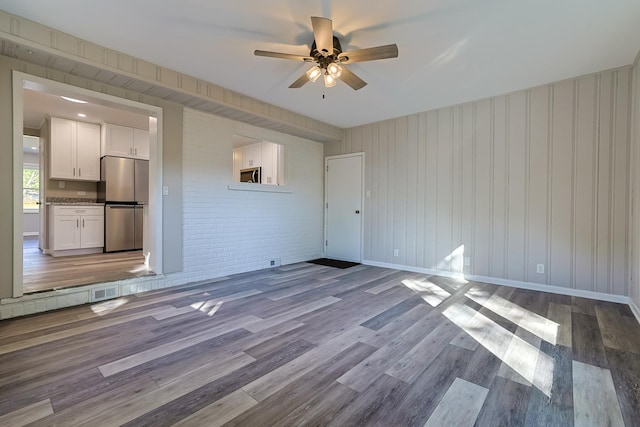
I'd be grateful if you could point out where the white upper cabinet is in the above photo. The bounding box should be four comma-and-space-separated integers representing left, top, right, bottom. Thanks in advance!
133, 128, 150, 159
233, 147, 243, 181
49, 117, 75, 180
102, 123, 149, 159
241, 142, 262, 169
261, 141, 279, 185
49, 117, 100, 181
102, 123, 133, 157
75, 122, 101, 180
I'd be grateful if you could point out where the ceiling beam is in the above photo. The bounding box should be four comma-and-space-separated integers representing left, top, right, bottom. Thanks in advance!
0, 10, 344, 143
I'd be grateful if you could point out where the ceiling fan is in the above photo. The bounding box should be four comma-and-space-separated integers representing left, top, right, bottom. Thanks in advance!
254, 17, 398, 91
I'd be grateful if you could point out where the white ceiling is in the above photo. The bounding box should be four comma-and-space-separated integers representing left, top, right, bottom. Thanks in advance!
23, 89, 150, 130
2, 1, 640, 129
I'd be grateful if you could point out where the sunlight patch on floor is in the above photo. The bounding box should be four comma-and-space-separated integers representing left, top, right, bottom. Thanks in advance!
90, 298, 128, 316
443, 302, 554, 397
465, 291, 559, 345
128, 265, 150, 274
191, 299, 224, 316
402, 279, 451, 307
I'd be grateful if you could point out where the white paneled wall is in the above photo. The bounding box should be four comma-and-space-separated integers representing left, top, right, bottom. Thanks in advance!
326, 67, 632, 296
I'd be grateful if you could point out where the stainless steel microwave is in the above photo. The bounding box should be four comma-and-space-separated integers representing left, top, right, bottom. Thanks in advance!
240, 167, 261, 183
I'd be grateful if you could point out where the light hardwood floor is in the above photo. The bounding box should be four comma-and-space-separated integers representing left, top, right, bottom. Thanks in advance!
1, 263, 639, 426
22, 236, 152, 293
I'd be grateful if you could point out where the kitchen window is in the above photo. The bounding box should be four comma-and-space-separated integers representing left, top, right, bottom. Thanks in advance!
23, 164, 39, 211
232, 135, 284, 186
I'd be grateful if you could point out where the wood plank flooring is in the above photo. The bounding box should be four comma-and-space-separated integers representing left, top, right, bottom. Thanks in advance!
1, 263, 639, 426
22, 236, 152, 293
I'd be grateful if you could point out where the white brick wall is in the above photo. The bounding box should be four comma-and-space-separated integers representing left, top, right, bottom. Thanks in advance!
177, 109, 324, 282
1, 108, 325, 319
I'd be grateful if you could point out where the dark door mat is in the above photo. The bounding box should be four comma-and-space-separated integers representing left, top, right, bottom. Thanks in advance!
308, 258, 360, 269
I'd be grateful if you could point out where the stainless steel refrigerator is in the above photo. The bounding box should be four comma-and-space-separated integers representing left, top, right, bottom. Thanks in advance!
98, 156, 148, 252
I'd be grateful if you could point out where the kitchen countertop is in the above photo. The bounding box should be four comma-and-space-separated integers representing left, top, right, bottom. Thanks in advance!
47, 202, 105, 206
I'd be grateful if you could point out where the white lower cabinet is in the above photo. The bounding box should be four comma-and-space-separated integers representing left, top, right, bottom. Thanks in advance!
50, 206, 104, 252
79, 215, 105, 248
52, 215, 80, 250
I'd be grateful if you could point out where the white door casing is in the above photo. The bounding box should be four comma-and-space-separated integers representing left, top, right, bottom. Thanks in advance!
38, 136, 46, 251
13, 70, 164, 299
325, 153, 364, 262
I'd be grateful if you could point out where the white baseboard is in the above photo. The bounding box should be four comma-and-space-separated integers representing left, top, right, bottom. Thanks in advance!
363, 260, 631, 305
23, 232, 39, 237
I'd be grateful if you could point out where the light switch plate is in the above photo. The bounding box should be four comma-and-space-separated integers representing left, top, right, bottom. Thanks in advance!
162, 186, 169, 196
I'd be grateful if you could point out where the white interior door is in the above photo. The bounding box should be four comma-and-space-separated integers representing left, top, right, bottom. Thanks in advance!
325, 154, 363, 262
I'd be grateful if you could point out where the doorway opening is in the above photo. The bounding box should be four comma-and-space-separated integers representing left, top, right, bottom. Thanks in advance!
12, 71, 164, 298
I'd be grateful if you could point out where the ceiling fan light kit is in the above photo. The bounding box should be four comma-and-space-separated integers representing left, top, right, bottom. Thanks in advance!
327, 63, 343, 79
254, 16, 398, 90
323, 72, 337, 88
306, 66, 322, 82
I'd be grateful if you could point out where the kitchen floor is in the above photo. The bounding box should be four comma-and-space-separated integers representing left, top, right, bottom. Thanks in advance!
22, 236, 153, 293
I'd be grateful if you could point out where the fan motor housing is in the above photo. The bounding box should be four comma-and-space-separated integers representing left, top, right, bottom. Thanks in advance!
310, 36, 343, 66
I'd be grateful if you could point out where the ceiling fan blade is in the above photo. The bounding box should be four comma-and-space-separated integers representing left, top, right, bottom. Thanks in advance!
339, 67, 367, 91
338, 44, 398, 63
254, 50, 313, 61
311, 17, 333, 57
288, 73, 309, 88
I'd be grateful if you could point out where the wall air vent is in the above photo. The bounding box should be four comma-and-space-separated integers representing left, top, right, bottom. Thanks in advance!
91, 286, 118, 302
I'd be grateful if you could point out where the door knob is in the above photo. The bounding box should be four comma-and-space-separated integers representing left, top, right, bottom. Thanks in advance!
355, 210, 360, 214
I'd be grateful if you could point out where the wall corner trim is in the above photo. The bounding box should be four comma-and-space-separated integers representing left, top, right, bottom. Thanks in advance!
629, 299, 640, 325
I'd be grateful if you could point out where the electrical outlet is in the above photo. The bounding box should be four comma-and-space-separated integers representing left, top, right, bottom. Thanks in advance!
393, 249, 399, 257
77, 191, 86, 196
536, 264, 545, 274
58, 181, 65, 189
162, 186, 169, 196
464, 256, 471, 266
